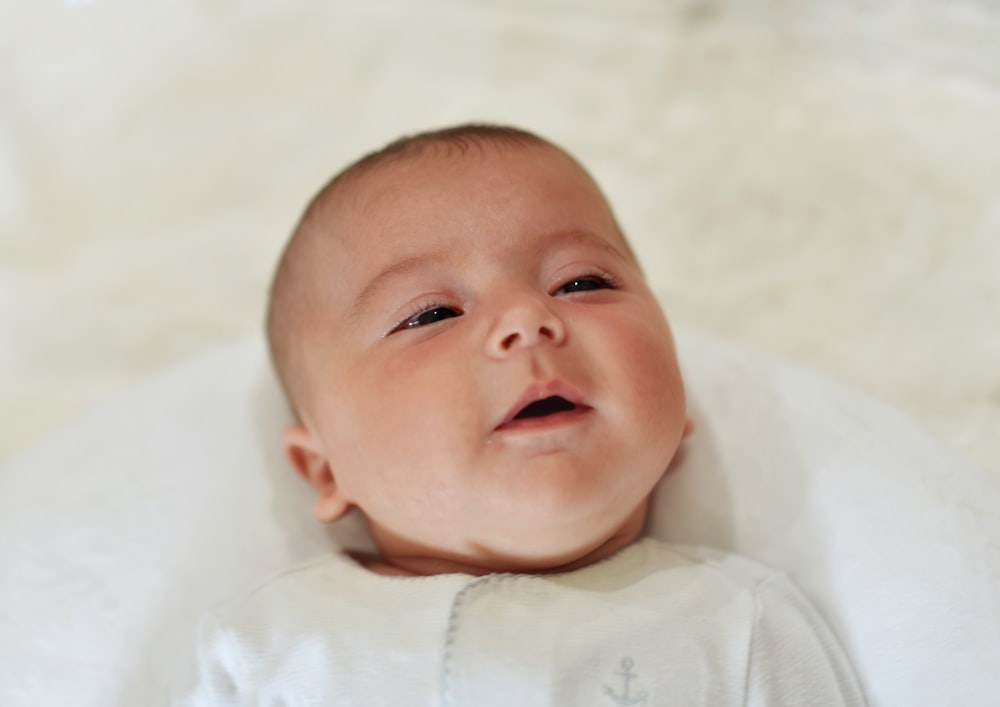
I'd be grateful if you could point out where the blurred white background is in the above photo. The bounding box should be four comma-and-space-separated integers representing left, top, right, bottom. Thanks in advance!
2, 0, 998, 474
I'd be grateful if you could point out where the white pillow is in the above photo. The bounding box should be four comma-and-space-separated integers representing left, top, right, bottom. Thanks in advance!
0, 328, 996, 706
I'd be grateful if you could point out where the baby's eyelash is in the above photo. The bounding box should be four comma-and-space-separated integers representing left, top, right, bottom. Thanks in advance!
386, 302, 462, 335
553, 269, 622, 295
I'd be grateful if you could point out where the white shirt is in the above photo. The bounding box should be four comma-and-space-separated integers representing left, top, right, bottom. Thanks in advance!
181, 538, 866, 706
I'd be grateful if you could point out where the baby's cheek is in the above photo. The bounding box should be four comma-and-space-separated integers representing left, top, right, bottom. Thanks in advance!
619, 322, 685, 429
367, 354, 479, 456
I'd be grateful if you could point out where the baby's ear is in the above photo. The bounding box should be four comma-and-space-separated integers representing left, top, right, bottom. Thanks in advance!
682, 417, 696, 438
281, 424, 351, 523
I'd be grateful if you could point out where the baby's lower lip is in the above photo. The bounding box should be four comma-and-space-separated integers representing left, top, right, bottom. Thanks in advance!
495, 405, 593, 432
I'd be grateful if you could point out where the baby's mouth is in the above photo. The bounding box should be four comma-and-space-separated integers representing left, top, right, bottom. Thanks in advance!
497, 384, 592, 431
511, 396, 577, 420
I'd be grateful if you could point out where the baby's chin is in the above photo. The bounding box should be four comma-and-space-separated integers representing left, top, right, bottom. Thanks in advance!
360, 502, 649, 577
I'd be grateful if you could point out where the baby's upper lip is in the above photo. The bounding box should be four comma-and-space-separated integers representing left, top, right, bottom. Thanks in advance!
497, 380, 590, 429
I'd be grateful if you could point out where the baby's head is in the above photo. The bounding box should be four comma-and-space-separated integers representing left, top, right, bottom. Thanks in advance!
267, 124, 690, 576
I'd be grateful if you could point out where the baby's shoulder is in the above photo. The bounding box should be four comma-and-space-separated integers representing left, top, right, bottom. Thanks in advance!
627, 538, 805, 604
644, 539, 780, 578
213, 551, 470, 632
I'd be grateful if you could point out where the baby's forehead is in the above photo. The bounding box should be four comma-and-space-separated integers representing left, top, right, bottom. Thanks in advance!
342, 140, 561, 199
322, 141, 598, 236
300, 147, 635, 288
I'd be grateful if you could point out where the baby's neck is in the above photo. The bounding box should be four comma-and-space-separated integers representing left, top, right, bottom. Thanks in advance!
351, 514, 646, 578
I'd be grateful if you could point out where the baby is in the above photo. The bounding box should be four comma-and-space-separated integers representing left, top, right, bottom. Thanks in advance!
183, 124, 866, 705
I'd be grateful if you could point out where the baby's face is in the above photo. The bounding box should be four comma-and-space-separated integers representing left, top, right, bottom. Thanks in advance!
285, 143, 688, 574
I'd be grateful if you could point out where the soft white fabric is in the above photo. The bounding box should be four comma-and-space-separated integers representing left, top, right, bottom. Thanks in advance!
180, 538, 866, 706
0, 329, 997, 706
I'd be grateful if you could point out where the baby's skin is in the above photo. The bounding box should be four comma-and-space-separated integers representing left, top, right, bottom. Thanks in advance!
267, 126, 692, 577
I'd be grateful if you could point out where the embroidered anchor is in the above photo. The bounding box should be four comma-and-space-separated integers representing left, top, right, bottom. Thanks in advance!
602, 657, 648, 705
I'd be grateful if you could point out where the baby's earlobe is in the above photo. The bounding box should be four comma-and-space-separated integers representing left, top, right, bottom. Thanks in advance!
281, 424, 351, 522
314, 483, 351, 523
310, 461, 352, 522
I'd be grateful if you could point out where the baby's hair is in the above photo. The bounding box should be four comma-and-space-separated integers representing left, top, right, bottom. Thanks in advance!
334, 123, 549, 187
266, 124, 556, 417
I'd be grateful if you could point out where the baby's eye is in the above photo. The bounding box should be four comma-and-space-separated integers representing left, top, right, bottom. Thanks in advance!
554, 274, 616, 296
394, 305, 461, 332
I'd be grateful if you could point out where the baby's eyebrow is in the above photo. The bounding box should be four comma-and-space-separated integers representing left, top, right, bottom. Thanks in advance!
544, 229, 632, 267
564, 231, 630, 263
350, 253, 442, 319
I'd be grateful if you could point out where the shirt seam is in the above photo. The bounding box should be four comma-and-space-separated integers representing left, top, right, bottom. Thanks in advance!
440, 573, 518, 706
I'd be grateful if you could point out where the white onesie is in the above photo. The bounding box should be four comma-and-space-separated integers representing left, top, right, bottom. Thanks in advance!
181, 538, 866, 706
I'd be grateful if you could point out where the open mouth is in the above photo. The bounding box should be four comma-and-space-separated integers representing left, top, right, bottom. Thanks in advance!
512, 396, 578, 420
497, 385, 591, 432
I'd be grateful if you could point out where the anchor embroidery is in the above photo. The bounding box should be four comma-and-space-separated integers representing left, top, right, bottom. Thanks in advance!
602, 657, 648, 705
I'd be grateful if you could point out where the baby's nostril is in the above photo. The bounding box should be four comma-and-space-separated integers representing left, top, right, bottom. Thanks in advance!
501, 332, 520, 349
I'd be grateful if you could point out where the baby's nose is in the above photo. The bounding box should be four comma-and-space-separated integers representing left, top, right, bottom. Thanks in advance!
486, 297, 566, 357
